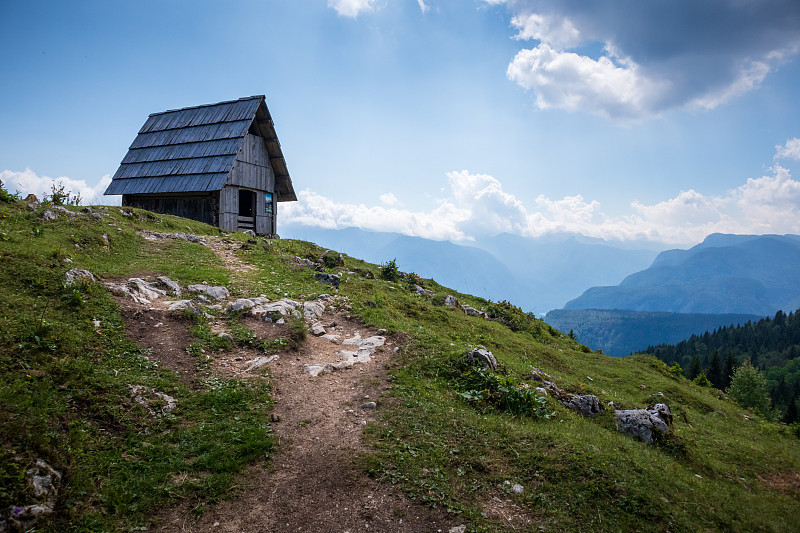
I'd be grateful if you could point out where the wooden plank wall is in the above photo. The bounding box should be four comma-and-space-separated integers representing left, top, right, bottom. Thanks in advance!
220, 133, 276, 234
218, 186, 239, 232
123, 193, 218, 227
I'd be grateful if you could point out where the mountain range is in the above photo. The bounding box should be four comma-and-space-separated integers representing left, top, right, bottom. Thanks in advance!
281, 225, 660, 314
564, 233, 800, 315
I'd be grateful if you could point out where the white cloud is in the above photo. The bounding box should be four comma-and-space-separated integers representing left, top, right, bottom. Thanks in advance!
511, 13, 580, 50
0, 168, 119, 205
776, 138, 800, 160
506, 44, 667, 119
379, 192, 398, 206
282, 165, 800, 245
328, 0, 377, 18
489, 0, 800, 120
282, 189, 470, 241
417, 0, 430, 14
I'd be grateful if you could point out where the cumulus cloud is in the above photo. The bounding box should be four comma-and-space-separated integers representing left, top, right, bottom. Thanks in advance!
282, 189, 470, 241
511, 12, 580, 50
328, 0, 377, 18
507, 44, 667, 119
0, 168, 119, 205
489, 0, 800, 119
379, 192, 399, 206
776, 138, 800, 160
417, 0, 430, 14
282, 165, 800, 245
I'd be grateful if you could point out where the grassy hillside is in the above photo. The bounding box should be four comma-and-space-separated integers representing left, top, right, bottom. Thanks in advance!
1, 193, 799, 532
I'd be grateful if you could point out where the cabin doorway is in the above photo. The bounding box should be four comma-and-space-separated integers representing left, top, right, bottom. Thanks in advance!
237, 189, 256, 232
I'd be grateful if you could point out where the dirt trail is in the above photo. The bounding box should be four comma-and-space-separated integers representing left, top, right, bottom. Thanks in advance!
129, 238, 457, 532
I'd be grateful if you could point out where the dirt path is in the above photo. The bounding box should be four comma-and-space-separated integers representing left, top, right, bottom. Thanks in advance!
127, 238, 458, 532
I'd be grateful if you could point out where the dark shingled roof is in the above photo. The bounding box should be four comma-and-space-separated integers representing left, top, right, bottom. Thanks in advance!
105, 96, 296, 201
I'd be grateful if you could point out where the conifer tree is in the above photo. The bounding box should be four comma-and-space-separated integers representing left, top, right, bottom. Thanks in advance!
783, 397, 798, 424
708, 350, 722, 388
723, 351, 737, 389
688, 355, 701, 380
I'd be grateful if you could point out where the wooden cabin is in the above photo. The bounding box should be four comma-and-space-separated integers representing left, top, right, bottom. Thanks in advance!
104, 96, 296, 235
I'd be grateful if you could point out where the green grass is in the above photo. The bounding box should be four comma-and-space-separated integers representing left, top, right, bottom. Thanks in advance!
0, 202, 273, 531
2, 197, 799, 532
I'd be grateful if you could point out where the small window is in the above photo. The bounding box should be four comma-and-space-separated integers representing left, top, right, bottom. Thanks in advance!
265, 192, 274, 217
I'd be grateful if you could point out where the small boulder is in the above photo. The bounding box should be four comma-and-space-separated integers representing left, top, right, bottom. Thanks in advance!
614, 403, 672, 444
128, 278, 167, 302
310, 321, 327, 336
444, 294, 457, 306
166, 300, 195, 311
187, 284, 229, 301
558, 394, 603, 417
156, 276, 182, 297
320, 249, 345, 268
464, 347, 498, 371
228, 298, 256, 312
64, 268, 96, 285
314, 272, 340, 289
461, 305, 482, 317
412, 284, 433, 297
303, 300, 326, 321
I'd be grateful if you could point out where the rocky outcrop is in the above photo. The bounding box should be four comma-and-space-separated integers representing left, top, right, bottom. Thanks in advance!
320, 249, 344, 268
251, 298, 302, 321
64, 268, 96, 285
106, 278, 167, 305
156, 276, 181, 297
304, 332, 386, 376
559, 394, 603, 417
139, 230, 207, 244
464, 347, 498, 371
412, 284, 434, 297
314, 272, 340, 289
614, 404, 673, 443
531, 368, 604, 417
187, 284, 230, 301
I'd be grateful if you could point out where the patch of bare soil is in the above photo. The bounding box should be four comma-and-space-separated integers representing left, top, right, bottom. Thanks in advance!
482, 496, 536, 531
758, 471, 800, 498
119, 305, 198, 383
147, 309, 456, 532
114, 238, 459, 532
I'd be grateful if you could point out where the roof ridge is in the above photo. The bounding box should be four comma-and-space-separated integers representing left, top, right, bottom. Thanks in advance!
148, 95, 265, 118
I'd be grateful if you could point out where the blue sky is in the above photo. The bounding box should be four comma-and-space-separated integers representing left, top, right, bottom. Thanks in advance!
2, 0, 799, 245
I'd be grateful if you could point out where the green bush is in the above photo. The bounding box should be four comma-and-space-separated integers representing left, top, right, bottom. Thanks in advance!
486, 300, 543, 339
43, 181, 82, 206
379, 259, 400, 282
452, 358, 553, 418
693, 372, 712, 387
727, 360, 771, 416
0, 181, 18, 203
403, 272, 424, 288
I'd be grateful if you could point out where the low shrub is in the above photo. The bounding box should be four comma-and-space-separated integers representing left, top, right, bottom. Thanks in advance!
451, 358, 553, 418
379, 259, 400, 282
